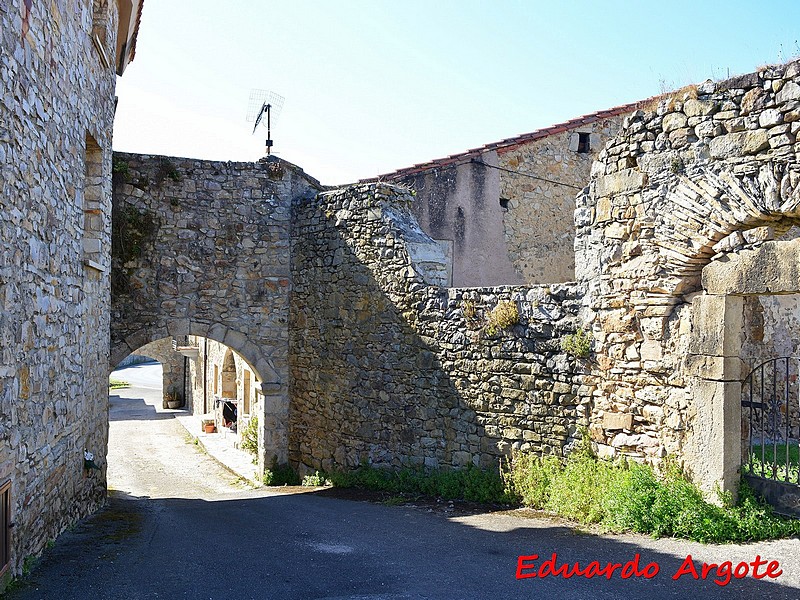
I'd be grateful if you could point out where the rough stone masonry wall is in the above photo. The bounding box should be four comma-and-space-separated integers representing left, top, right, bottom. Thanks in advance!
290, 183, 593, 474
575, 59, 800, 488
0, 0, 119, 575
499, 116, 624, 283
111, 153, 320, 473
111, 153, 320, 381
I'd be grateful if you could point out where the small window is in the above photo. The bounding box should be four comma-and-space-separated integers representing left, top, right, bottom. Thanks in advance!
577, 132, 591, 153
0, 480, 10, 578
83, 133, 104, 266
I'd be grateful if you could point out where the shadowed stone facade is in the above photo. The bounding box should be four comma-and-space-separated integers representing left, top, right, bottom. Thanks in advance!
289, 184, 592, 473
0, 0, 139, 580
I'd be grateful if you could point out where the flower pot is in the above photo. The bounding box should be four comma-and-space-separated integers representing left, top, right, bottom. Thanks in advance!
204, 424, 216, 434
167, 400, 181, 409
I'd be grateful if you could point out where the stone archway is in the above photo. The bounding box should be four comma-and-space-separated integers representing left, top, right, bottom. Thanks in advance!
686, 238, 800, 498
110, 319, 288, 473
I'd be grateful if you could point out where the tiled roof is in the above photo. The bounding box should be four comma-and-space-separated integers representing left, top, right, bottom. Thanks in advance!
362, 97, 657, 182
128, 0, 144, 62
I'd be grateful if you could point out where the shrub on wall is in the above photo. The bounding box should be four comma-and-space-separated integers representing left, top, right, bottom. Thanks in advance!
561, 328, 591, 357
485, 300, 520, 336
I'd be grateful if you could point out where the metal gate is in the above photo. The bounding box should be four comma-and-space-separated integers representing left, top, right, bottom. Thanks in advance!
741, 357, 800, 517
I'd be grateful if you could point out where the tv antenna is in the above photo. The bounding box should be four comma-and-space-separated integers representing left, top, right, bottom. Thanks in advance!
246, 89, 284, 156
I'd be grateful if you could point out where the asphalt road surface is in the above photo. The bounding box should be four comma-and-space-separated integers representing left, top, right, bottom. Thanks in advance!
5, 364, 800, 599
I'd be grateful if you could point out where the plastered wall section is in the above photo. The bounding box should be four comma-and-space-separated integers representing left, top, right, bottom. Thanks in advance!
399, 153, 523, 287
0, 0, 119, 575
289, 183, 594, 474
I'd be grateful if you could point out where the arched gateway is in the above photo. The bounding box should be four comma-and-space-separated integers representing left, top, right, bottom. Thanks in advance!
110, 154, 321, 472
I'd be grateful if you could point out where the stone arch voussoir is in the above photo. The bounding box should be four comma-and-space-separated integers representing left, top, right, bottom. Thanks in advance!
110, 319, 280, 387
656, 162, 800, 281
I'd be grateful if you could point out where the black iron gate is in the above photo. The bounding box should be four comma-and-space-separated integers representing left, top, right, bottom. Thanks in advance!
741, 356, 800, 517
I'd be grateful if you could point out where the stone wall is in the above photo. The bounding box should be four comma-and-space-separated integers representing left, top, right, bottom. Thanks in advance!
290, 183, 593, 473
499, 116, 624, 283
0, 0, 121, 576
575, 59, 800, 493
118, 338, 186, 408
111, 153, 320, 473
185, 337, 260, 435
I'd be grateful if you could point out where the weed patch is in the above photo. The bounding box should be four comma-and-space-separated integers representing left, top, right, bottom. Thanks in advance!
327, 463, 514, 504
240, 416, 258, 456
505, 450, 800, 543
263, 461, 299, 486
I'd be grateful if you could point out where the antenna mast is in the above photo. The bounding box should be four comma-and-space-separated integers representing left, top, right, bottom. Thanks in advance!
247, 90, 284, 157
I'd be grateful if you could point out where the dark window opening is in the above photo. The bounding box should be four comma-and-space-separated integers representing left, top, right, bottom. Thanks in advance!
0, 480, 10, 578
577, 132, 591, 153
499, 197, 510, 211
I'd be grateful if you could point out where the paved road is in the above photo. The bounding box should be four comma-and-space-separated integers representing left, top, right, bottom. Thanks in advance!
5, 366, 800, 599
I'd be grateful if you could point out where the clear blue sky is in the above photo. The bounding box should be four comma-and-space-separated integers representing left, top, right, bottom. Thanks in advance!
113, 1, 800, 185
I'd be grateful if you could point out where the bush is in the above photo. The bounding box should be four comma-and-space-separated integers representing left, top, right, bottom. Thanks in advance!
506, 449, 800, 543
263, 461, 299, 486
485, 300, 519, 336
561, 328, 591, 357
302, 471, 330, 487
239, 416, 258, 456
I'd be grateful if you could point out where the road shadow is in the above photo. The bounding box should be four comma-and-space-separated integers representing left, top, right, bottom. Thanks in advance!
108, 393, 180, 422
5, 488, 799, 600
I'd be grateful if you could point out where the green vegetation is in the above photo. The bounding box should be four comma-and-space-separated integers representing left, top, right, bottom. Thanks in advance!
108, 378, 130, 389
301, 471, 331, 487
314, 441, 800, 543
485, 300, 520, 336
327, 463, 514, 504
111, 156, 130, 183
561, 328, 592, 358
743, 443, 800, 482
263, 460, 299, 486
155, 158, 181, 184
240, 416, 259, 456
503, 448, 800, 543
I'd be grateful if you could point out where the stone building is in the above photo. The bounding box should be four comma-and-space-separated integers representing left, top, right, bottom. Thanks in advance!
6, 1, 800, 575
0, 0, 142, 580
373, 103, 645, 287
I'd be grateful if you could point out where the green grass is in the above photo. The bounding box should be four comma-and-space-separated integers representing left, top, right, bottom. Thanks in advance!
108, 378, 130, 389
315, 445, 800, 543
503, 449, 800, 543
743, 443, 800, 482
327, 463, 514, 504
